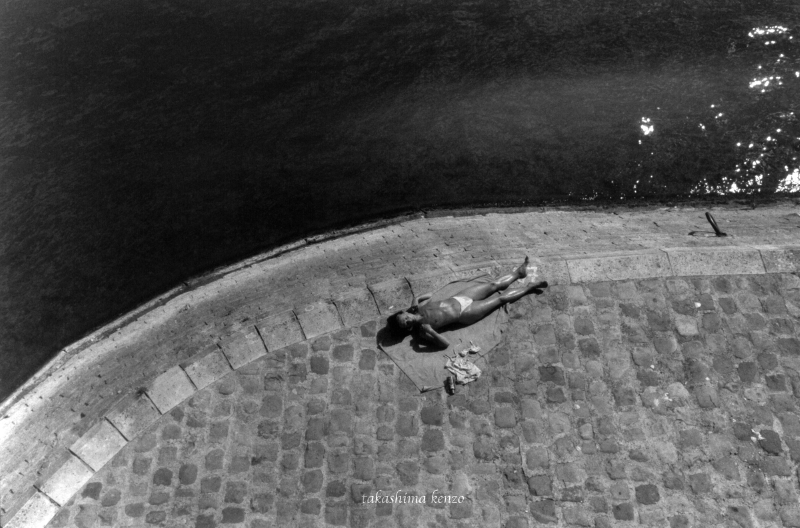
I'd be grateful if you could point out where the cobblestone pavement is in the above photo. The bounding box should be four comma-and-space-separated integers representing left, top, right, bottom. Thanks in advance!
45, 272, 800, 527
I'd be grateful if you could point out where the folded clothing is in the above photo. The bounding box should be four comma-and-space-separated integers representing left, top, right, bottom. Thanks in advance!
445, 356, 482, 385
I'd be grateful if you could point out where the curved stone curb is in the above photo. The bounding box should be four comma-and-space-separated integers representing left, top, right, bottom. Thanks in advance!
4, 243, 800, 527
2, 212, 427, 416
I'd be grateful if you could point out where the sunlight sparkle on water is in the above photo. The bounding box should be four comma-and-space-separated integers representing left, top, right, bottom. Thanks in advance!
640, 117, 654, 136
777, 168, 800, 193
748, 26, 788, 38
750, 76, 781, 89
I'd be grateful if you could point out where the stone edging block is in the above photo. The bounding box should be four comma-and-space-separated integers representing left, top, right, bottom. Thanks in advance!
256, 311, 304, 352
69, 419, 127, 471
754, 246, 800, 274
524, 257, 570, 286
296, 301, 342, 339
333, 288, 380, 327
105, 394, 160, 441
219, 328, 267, 369
183, 348, 233, 389
407, 273, 456, 300
369, 278, 413, 315
567, 250, 672, 283
664, 247, 765, 276
3, 491, 58, 528
38, 453, 93, 506
451, 263, 502, 281
146, 366, 196, 414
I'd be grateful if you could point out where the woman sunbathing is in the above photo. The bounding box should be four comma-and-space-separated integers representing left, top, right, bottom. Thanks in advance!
391, 257, 547, 348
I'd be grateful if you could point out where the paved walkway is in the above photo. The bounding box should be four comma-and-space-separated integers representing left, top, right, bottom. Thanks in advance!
3, 203, 800, 528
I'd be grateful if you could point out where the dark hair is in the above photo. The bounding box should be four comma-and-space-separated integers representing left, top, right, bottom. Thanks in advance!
387, 310, 406, 332
379, 310, 414, 348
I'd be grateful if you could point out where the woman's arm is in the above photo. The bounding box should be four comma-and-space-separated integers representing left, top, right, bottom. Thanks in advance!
419, 324, 450, 349
413, 293, 432, 307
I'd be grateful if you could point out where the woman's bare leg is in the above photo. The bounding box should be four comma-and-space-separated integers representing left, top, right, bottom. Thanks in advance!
498, 281, 547, 304
454, 257, 529, 301
457, 280, 548, 325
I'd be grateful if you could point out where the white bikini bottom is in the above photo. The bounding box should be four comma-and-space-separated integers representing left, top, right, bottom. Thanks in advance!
452, 296, 473, 314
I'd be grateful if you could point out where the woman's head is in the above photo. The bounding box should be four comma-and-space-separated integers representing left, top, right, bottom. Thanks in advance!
390, 310, 419, 331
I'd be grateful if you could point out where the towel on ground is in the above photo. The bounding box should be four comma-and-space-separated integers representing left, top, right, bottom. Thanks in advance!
377, 275, 508, 392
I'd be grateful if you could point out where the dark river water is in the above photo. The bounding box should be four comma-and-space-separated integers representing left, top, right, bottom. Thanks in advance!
1, 0, 799, 400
